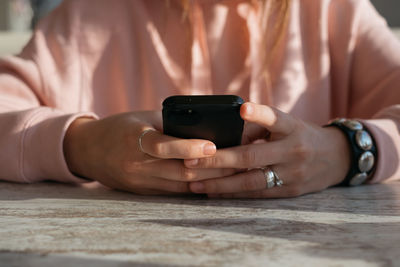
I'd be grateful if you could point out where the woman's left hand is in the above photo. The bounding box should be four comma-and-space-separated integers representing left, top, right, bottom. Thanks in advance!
184, 102, 351, 198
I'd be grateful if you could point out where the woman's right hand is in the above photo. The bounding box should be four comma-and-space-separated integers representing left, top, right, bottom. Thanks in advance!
63, 112, 234, 195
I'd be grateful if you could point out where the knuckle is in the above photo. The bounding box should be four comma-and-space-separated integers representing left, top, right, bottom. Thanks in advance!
291, 142, 312, 161
151, 141, 165, 156
200, 156, 218, 168
180, 166, 197, 181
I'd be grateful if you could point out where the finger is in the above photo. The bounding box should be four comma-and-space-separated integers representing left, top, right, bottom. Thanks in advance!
124, 159, 237, 182
207, 169, 324, 199
189, 166, 294, 194
208, 185, 305, 199
124, 175, 191, 193
127, 189, 193, 196
190, 169, 266, 194
184, 141, 289, 169
103, 174, 192, 195
241, 103, 296, 136
140, 129, 216, 159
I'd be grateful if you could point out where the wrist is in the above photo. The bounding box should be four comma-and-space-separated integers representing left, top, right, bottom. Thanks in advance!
63, 117, 96, 178
322, 126, 352, 185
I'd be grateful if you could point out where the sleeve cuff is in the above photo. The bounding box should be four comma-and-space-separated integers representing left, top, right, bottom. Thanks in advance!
361, 119, 400, 184
22, 108, 98, 183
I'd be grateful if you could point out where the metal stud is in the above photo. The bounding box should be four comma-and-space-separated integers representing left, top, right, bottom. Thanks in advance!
343, 120, 363, 131
332, 118, 346, 124
349, 172, 368, 186
355, 130, 373, 150
358, 151, 375, 173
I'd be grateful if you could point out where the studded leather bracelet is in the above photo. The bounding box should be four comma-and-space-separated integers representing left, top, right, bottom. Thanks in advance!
325, 118, 377, 186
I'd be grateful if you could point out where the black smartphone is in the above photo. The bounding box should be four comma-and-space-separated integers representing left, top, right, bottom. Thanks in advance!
162, 95, 244, 148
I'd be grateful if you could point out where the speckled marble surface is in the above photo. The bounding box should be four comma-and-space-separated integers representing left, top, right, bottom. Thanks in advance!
0, 181, 400, 267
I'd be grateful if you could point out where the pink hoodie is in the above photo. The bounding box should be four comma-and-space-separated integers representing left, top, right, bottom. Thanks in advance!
0, 0, 400, 184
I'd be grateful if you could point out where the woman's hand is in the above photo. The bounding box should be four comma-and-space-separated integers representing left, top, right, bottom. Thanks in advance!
63, 111, 235, 195
184, 103, 351, 198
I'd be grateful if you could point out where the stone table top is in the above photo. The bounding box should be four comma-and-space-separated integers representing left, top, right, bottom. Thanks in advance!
0, 181, 400, 267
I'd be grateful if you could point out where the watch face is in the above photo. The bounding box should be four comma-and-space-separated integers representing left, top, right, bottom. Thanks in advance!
349, 173, 368, 186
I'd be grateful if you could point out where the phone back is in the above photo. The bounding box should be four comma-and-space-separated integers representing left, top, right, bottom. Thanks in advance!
162, 95, 244, 148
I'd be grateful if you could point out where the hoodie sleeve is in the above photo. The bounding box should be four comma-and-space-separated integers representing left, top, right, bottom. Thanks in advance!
345, 0, 400, 183
0, 0, 97, 183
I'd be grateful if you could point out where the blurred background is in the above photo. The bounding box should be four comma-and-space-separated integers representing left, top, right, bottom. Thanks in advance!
0, 0, 399, 56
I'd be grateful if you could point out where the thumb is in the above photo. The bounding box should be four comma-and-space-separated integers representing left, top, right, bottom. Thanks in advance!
240, 102, 296, 136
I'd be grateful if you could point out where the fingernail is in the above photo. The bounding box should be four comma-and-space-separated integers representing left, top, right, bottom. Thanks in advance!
245, 104, 253, 115
185, 159, 198, 167
191, 182, 205, 193
203, 143, 216, 155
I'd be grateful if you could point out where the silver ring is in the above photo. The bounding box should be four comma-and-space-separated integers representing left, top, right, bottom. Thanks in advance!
261, 167, 284, 188
138, 129, 156, 153
261, 167, 276, 189
273, 169, 284, 187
